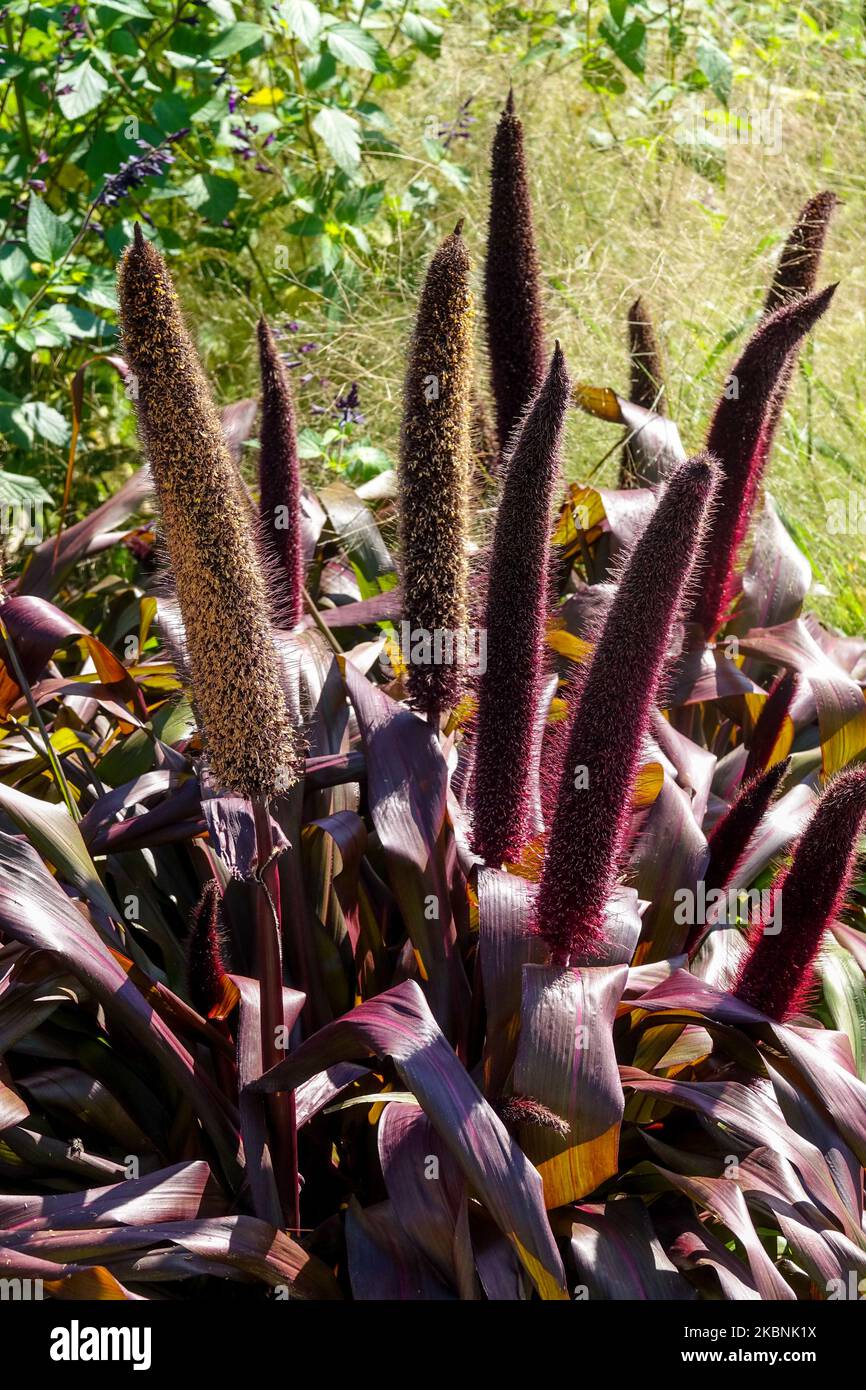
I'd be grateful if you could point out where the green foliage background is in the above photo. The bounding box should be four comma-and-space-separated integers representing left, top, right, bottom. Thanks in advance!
1, 0, 864, 625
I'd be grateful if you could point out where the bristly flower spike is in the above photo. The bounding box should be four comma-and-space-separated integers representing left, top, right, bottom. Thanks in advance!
686, 285, 836, 637
735, 767, 866, 1021
483, 89, 546, 454
187, 879, 227, 1016
626, 296, 667, 413
398, 220, 474, 722
685, 760, 789, 959
118, 226, 300, 798
742, 670, 797, 782
471, 342, 571, 864
534, 453, 720, 964
257, 316, 304, 628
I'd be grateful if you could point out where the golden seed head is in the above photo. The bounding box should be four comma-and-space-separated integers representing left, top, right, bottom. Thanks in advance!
118, 228, 300, 798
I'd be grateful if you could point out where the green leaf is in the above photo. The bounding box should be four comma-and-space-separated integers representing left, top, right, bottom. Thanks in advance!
96, 0, 154, 14
312, 106, 361, 173
57, 60, 109, 119
181, 173, 239, 223
608, 0, 629, 24
599, 18, 646, 77
325, 22, 386, 72
276, 0, 322, 48
207, 22, 265, 59
696, 39, 733, 105
12, 401, 70, 448
0, 244, 30, 288
26, 195, 73, 263
401, 12, 443, 58
0, 470, 53, 508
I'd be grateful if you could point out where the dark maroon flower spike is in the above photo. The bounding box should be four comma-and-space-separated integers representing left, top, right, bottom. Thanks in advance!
759, 191, 839, 453
187, 879, 228, 1016
735, 766, 866, 1022
742, 670, 797, 782
534, 453, 720, 965
685, 760, 789, 958
764, 191, 839, 315
686, 285, 836, 637
627, 295, 667, 413
483, 88, 546, 455
471, 343, 570, 865
620, 296, 668, 487
258, 316, 304, 629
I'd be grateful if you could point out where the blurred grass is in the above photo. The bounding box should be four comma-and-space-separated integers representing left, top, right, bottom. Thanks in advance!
173, 1, 866, 631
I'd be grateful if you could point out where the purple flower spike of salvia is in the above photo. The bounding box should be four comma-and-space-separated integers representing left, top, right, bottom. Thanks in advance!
687, 285, 836, 637
471, 342, 570, 865
742, 670, 797, 782
483, 89, 546, 455
735, 766, 866, 1022
258, 316, 304, 629
685, 759, 789, 958
534, 452, 720, 965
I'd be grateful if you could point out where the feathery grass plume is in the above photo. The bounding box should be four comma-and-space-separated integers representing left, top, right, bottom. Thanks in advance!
118, 226, 299, 798
398, 220, 474, 719
735, 767, 866, 1021
534, 453, 720, 964
764, 191, 839, 315
471, 343, 570, 864
743, 670, 797, 782
257, 316, 304, 628
483, 89, 546, 453
187, 880, 227, 1016
686, 285, 836, 637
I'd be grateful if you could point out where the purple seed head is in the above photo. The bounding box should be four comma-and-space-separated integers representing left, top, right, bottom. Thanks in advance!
687, 285, 836, 636
483, 91, 546, 454
187, 880, 228, 1016
704, 760, 789, 898
257, 316, 304, 629
764, 191, 839, 315
735, 766, 866, 1021
398, 222, 474, 720
471, 342, 570, 864
534, 452, 720, 963
742, 670, 797, 782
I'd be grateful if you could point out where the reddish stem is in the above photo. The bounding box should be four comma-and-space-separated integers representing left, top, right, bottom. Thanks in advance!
252, 795, 300, 1230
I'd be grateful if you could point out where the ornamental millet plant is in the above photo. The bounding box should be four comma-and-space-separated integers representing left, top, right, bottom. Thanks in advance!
118, 226, 300, 1223
735, 766, 866, 1022
398, 220, 474, 722
534, 453, 720, 965
484, 89, 546, 454
471, 342, 570, 865
257, 315, 304, 629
